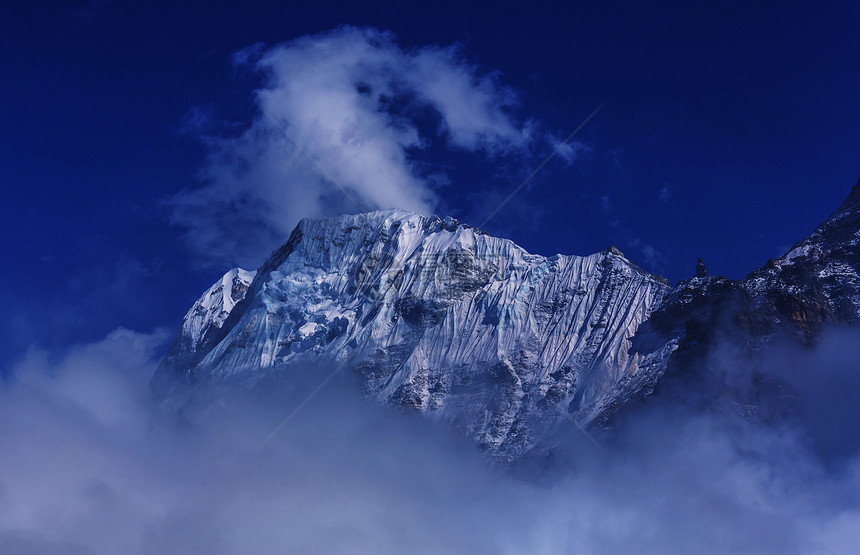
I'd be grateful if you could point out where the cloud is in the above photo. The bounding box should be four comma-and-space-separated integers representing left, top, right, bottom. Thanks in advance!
72, 0, 112, 20
761, 327, 860, 462
170, 27, 569, 268
659, 183, 671, 203
175, 105, 217, 137
639, 243, 661, 267
12, 328, 168, 431
552, 137, 590, 164
628, 236, 665, 271
600, 194, 611, 212
4, 326, 860, 552
0, 254, 166, 374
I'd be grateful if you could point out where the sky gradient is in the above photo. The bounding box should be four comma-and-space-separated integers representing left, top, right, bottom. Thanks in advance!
1, 1, 858, 365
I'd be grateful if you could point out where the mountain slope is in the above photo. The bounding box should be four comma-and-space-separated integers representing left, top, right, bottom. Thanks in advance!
603, 176, 860, 424
152, 209, 670, 459
153, 177, 860, 460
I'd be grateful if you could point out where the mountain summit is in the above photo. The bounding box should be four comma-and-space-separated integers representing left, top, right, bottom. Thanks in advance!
152, 209, 670, 460
153, 177, 860, 461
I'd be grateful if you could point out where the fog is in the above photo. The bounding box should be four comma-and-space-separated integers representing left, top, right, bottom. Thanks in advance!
2, 327, 860, 553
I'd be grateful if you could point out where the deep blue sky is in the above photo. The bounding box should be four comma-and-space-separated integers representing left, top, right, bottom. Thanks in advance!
1, 0, 858, 366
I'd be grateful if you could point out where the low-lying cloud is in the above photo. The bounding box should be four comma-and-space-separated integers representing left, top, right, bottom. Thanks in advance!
170, 27, 573, 268
4, 326, 860, 553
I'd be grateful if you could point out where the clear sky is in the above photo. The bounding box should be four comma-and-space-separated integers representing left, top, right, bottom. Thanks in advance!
1, 0, 858, 367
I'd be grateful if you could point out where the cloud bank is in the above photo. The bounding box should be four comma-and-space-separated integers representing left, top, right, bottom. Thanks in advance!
4, 327, 860, 553
170, 27, 561, 268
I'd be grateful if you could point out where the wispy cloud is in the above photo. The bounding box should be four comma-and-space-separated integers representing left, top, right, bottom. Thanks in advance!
170, 27, 572, 268
640, 242, 662, 268
600, 194, 611, 212
71, 0, 112, 20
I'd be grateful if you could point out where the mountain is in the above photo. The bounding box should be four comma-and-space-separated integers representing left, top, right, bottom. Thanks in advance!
602, 176, 860, 424
152, 177, 860, 461
152, 209, 670, 460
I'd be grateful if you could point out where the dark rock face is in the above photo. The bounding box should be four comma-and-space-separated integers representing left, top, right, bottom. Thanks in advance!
609, 176, 860, 425
695, 258, 708, 278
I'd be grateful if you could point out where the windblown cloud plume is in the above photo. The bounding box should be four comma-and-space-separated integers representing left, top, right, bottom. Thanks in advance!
170, 27, 549, 267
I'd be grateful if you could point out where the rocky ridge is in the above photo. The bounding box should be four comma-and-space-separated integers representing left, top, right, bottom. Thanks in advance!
153, 177, 860, 461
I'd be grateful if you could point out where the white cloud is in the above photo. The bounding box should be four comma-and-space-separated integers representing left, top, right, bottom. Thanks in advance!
408, 46, 524, 152
13, 328, 167, 432
3, 327, 860, 552
170, 27, 565, 268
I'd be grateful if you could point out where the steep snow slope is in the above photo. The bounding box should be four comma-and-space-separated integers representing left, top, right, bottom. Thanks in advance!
153, 209, 670, 459
154, 268, 256, 389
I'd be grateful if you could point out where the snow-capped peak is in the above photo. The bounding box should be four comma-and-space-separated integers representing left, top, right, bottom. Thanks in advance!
153, 209, 670, 460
